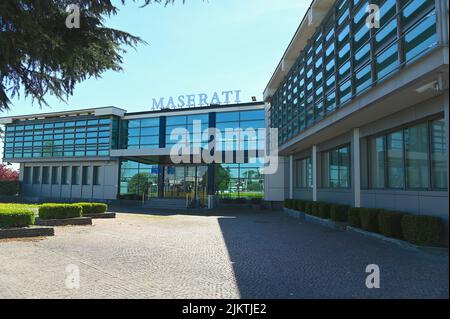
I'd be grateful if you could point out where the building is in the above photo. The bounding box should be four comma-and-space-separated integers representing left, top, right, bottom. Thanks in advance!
0, 103, 267, 208
264, 0, 449, 231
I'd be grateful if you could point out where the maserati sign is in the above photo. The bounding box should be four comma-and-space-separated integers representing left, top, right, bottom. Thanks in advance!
151, 90, 242, 111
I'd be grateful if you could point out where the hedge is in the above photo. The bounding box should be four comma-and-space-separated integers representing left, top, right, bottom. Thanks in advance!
401, 215, 443, 247
38, 204, 82, 220
378, 211, 405, 239
0, 180, 19, 196
284, 199, 293, 209
311, 202, 321, 217
359, 208, 381, 233
330, 204, 349, 222
78, 202, 108, 215
318, 202, 331, 219
0, 206, 35, 228
348, 207, 361, 228
295, 200, 306, 212
304, 201, 313, 215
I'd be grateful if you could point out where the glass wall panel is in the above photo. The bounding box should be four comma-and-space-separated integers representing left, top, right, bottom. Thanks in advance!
404, 123, 430, 189
369, 136, 385, 188
387, 131, 404, 188
430, 119, 447, 189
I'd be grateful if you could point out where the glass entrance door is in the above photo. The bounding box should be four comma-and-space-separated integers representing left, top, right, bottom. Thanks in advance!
163, 165, 208, 207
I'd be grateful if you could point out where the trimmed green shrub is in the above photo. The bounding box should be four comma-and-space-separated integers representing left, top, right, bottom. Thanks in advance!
284, 199, 293, 209
348, 207, 361, 228
330, 204, 349, 222
359, 208, 381, 233
77, 202, 108, 215
378, 211, 405, 239
318, 202, 331, 219
401, 215, 443, 247
0, 206, 35, 228
0, 180, 19, 196
311, 202, 320, 217
38, 204, 82, 220
304, 201, 313, 215
300, 200, 307, 212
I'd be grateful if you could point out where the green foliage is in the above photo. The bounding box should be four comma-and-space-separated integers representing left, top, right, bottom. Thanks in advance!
304, 201, 313, 215
330, 204, 349, 222
311, 202, 320, 217
284, 199, 292, 209
348, 207, 361, 228
318, 202, 331, 219
401, 215, 443, 247
77, 202, 108, 215
38, 204, 82, 220
359, 208, 381, 233
295, 200, 306, 212
0, 205, 35, 228
0, 0, 185, 110
0, 180, 19, 196
215, 165, 232, 194
378, 211, 405, 239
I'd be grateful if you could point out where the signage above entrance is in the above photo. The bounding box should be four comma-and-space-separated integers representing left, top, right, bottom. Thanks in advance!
151, 90, 242, 111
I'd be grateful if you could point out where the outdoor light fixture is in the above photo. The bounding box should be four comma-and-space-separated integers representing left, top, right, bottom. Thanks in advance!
252, 96, 257, 102
416, 81, 440, 93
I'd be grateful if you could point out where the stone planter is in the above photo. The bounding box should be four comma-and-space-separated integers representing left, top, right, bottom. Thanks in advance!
0, 226, 54, 239
83, 212, 116, 219
283, 207, 305, 220
36, 217, 92, 226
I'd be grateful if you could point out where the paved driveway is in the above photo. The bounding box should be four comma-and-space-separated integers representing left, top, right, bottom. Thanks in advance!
0, 209, 448, 299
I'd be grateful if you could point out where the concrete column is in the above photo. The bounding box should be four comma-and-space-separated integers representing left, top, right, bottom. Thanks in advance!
444, 91, 449, 202
352, 128, 361, 208
435, 0, 449, 46
312, 145, 317, 202
289, 155, 294, 199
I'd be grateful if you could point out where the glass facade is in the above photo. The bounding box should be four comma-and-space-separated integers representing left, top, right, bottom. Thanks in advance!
322, 145, 351, 188
270, 0, 438, 146
119, 160, 159, 198
120, 117, 160, 149
295, 157, 312, 189
368, 117, 447, 190
3, 117, 112, 159
166, 113, 209, 148
215, 162, 264, 199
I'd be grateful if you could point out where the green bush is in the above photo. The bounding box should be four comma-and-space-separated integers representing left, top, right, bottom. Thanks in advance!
359, 208, 381, 233
401, 215, 443, 247
330, 204, 349, 222
0, 206, 35, 228
304, 201, 313, 215
318, 202, 331, 219
38, 204, 82, 220
284, 199, 293, 209
311, 202, 321, 217
378, 211, 405, 239
348, 207, 361, 228
77, 202, 108, 215
0, 180, 19, 196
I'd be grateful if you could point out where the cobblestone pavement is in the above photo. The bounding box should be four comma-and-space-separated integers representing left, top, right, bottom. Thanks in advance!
0, 209, 448, 299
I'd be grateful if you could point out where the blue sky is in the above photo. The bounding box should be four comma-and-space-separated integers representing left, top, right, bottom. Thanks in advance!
2, 0, 310, 117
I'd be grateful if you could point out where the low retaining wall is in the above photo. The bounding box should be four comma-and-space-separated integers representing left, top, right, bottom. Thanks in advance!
283, 208, 347, 230
36, 217, 92, 226
347, 226, 449, 256
83, 212, 116, 219
0, 226, 54, 239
